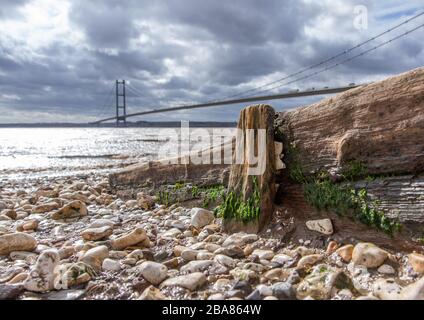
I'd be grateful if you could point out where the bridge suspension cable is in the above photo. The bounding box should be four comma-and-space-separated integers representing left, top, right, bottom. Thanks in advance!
213, 11, 424, 101
95, 83, 115, 119
127, 81, 197, 110
126, 84, 144, 97
240, 21, 424, 97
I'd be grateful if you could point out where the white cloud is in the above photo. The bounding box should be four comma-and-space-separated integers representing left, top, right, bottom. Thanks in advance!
1, 94, 21, 100
0, 0, 82, 52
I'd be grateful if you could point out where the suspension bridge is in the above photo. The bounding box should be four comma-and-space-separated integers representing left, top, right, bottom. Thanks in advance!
90, 12, 424, 126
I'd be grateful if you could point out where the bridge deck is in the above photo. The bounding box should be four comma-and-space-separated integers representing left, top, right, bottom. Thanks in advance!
91, 85, 361, 124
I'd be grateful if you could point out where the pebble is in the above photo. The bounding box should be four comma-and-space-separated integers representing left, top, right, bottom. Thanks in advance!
401, 277, 424, 300
180, 260, 214, 273
295, 246, 315, 256
296, 267, 351, 300
138, 261, 168, 285
81, 226, 113, 241
2, 209, 17, 220
0, 214, 12, 221
181, 249, 198, 261
32, 202, 60, 214
230, 268, 257, 282
161, 228, 182, 238
372, 278, 403, 299
214, 245, 244, 258
326, 241, 339, 254
58, 246, 75, 260
197, 251, 214, 260
356, 295, 379, 300
139, 285, 167, 300
9, 251, 37, 262
8, 272, 29, 284
0, 202, 7, 210
80, 245, 109, 270
137, 193, 155, 210
127, 249, 144, 261
51, 200, 88, 220
256, 284, 273, 296
377, 264, 396, 275
24, 249, 60, 292
352, 243, 388, 268
190, 208, 214, 229
125, 200, 138, 209
271, 253, 294, 267
263, 268, 283, 281
251, 249, 274, 260
43, 289, 86, 300
232, 280, 252, 295
102, 258, 121, 272
246, 289, 261, 300
271, 282, 296, 300
18, 219, 39, 231
336, 244, 354, 262
111, 227, 148, 250
408, 252, 424, 274
222, 233, 245, 247
287, 270, 301, 285
208, 293, 225, 300
214, 254, 236, 268
160, 272, 206, 291
205, 243, 221, 252
305, 218, 333, 235
0, 284, 24, 300
243, 262, 265, 272
373, 277, 424, 300
0, 233, 38, 255
297, 254, 324, 268
89, 219, 115, 228
333, 289, 353, 300
61, 262, 94, 288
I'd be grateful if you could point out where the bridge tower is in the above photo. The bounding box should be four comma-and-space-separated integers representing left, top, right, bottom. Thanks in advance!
115, 80, 127, 127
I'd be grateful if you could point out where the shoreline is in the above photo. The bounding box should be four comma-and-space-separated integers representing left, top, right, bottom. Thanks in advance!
1, 172, 423, 300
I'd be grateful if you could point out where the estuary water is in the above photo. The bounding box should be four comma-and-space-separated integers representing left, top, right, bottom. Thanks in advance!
0, 127, 235, 181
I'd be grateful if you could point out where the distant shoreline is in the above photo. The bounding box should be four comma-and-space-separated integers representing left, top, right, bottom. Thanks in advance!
0, 121, 237, 128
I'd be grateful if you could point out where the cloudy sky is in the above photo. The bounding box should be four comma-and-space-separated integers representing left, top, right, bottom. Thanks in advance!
0, 0, 423, 123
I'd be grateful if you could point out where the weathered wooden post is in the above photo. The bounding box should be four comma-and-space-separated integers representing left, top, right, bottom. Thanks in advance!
223, 104, 277, 233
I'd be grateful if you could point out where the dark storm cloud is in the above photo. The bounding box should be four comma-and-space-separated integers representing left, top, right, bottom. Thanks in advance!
210, 46, 285, 86
0, 56, 20, 71
157, 0, 316, 45
162, 77, 194, 90
0, 0, 423, 123
89, 50, 165, 78
0, 0, 30, 17
69, 0, 139, 49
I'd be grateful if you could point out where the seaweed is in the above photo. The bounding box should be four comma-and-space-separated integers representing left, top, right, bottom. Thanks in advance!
214, 177, 261, 223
